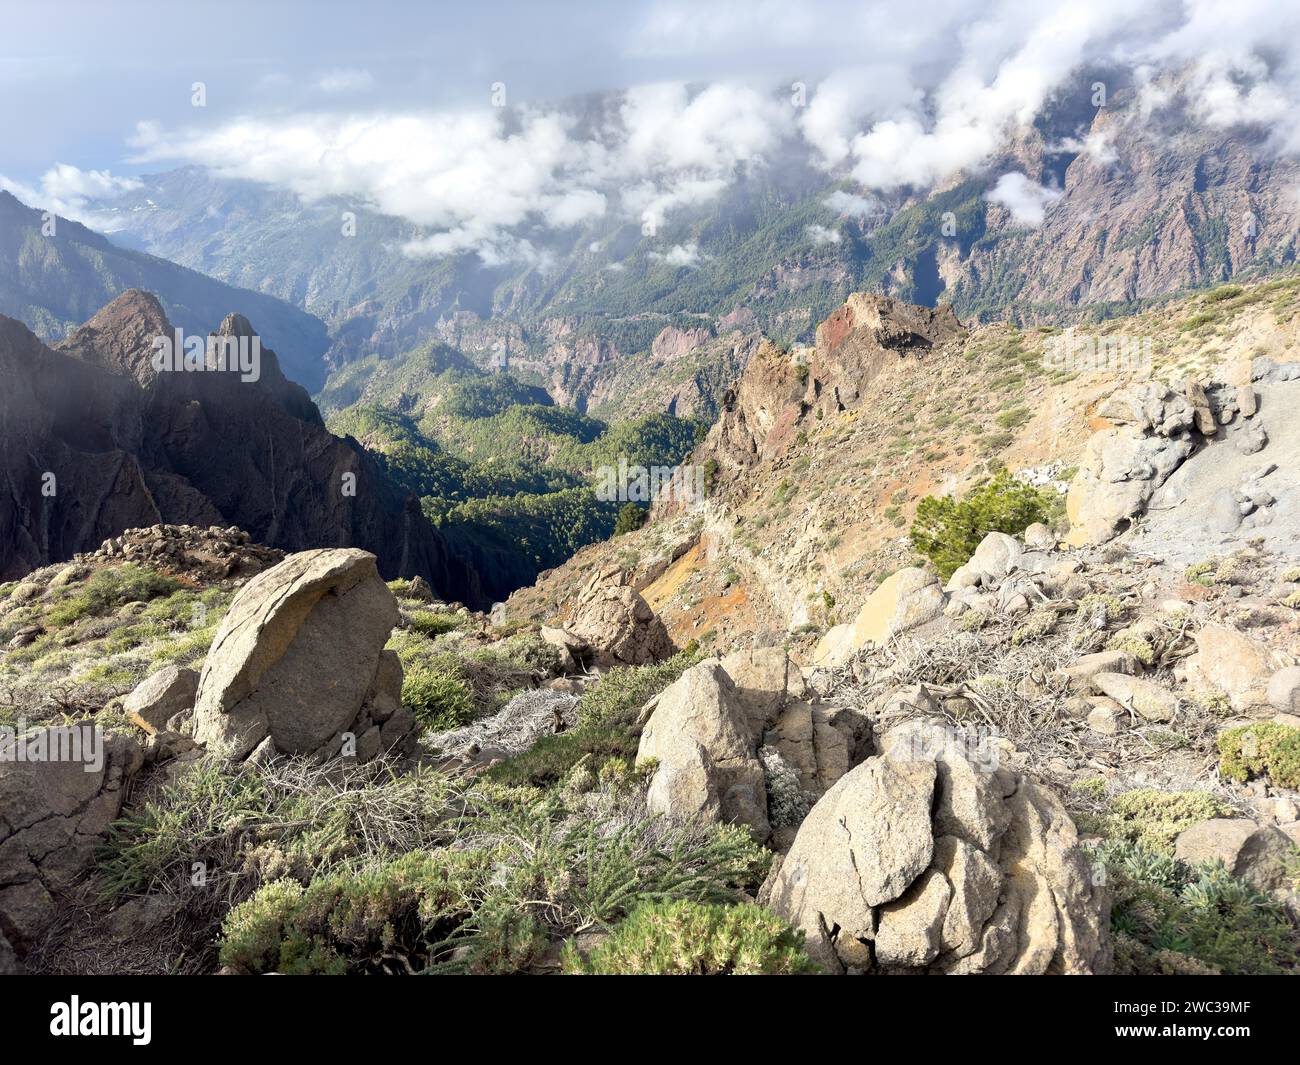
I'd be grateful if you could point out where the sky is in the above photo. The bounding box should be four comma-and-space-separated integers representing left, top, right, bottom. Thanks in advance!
3, 0, 1300, 261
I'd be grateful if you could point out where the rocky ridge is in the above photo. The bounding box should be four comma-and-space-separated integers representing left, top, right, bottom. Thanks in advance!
0, 290, 486, 605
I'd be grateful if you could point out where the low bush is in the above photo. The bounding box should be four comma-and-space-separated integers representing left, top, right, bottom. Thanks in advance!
406, 610, 462, 637
219, 849, 490, 974
101, 758, 456, 902
909, 472, 1057, 579
485, 652, 698, 787
1086, 789, 1232, 855
45, 565, 182, 627
1217, 722, 1300, 789
214, 775, 770, 974
402, 664, 475, 731
1099, 839, 1299, 975
561, 900, 815, 975
613, 502, 648, 536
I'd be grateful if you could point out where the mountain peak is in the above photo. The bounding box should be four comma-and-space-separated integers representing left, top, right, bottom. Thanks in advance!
216, 311, 256, 338
55, 289, 173, 385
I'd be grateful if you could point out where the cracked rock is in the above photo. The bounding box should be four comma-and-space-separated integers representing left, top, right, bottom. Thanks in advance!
760, 718, 1110, 974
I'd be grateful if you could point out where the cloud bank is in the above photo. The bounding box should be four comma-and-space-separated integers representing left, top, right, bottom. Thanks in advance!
10, 0, 1300, 261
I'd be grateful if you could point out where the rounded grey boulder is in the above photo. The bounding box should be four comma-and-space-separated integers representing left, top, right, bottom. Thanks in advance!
192, 549, 410, 762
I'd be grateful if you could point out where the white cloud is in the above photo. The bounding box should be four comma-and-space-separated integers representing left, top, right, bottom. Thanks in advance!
649, 241, 703, 267
0, 163, 141, 229
985, 172, 1062, 226
127, 80, 792, 264
805, 223, 841, 245
77, 0, 1300, 260
1056, 130, 1117, 166
823, 189, 881, 219
131, 108, 609, 264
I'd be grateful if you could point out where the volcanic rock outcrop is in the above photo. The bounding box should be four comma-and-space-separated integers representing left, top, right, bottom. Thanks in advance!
0, 291, 483, 604
761, 719, 1111, 974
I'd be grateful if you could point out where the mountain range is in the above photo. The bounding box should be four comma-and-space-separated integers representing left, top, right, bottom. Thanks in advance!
75, 73, 1300, 421
0, 190, 331, 390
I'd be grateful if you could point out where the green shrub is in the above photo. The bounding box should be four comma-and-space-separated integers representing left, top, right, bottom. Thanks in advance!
219, 849, 489, 974
562, 900, 815, 975
457, 792, 770, 933
1217, 723, 1300, 789
407, 611, 461, 637
613, 502, 648, 536
101, 758, 457, 901
45, 565, 181, 627
908, 472, 1056, 579
485, 652, 699, 787
577, 652, 698, 730
1091, 789, 1233, 855
403, 665, 475, 731
1099, 839, 1299, 975
1205, 284, 1244, 303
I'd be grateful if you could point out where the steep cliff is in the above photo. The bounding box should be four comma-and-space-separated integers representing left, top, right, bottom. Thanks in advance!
0, 290, 486, 604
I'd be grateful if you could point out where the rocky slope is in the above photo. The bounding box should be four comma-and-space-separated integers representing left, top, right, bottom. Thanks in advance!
4, 279, 1300, 977
509, 277, 1300, 646
0, 290, 485, 604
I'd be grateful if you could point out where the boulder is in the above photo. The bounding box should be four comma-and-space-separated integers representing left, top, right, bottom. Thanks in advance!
123, 665, 199, 734
815, 568, 944, 667
7, 626, 42, 650
0, 726, 143, 956
812, 623, 856, 666
1022, 523, 1056, 551
638, 661, 768, 839
720, 646, 809, 723
1090, 672, 1179, 722
192, 549, 408, 762
1174, 818, 1294, 892
1182, 624, 1292, 714
1056, 650, 1141, 692
567, 586, 675, 669
1267, 666, 1300, 715
405, 575, 435, 602
1086, 702, 1122, 734
967, 532, 1022, 584
539, 625, 589, 673
1236, 423, 1268, 455
1064, 422, 1194, 546
761, 719, 1110, 974
638, 653, 869, 844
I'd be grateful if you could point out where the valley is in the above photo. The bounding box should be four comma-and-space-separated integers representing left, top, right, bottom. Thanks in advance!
3, 0, 1300, 992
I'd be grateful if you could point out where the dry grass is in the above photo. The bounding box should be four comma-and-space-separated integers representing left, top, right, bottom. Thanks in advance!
815, 612, 1227, 792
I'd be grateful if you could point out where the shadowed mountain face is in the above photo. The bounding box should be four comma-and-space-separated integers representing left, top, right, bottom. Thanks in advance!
0, 190, 331, 391
0, 290, 488, 606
